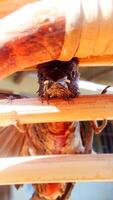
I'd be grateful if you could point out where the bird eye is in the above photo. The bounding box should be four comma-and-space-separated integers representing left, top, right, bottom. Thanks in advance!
71, 70, 75, 78
40, 73, 44, 79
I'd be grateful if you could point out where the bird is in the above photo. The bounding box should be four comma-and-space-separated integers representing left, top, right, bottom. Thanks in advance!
29, 58, 84, 200
0, 58, 107, 200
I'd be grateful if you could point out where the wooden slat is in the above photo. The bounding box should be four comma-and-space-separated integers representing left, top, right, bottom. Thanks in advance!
0, 0, 65, 79
0, 0, 113, 79
0, 94, 113, 126
0, 0, 37, 18
0, 154, 113, 185
20, 55, 113, 72
80, 56, 113, 67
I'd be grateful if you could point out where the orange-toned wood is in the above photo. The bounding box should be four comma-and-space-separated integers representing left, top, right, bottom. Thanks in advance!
80, 56, 113, 67
0, 0, 65, 79
0, 94, 113, 126
0, 0, 113, 78
0, 0, 37, 19
22, 55, 113, 72
0, 154, 113, 184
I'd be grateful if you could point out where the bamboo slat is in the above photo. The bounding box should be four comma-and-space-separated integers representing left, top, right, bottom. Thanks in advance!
0, 154, 113, 185
0, 0, 113, 78
80, 56, 113, 67
20, 55, 113, 72
0, 94, 113, 126
0, 0, 37, 19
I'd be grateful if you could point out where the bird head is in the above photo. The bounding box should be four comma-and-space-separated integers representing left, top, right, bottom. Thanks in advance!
37, 58, 79, 100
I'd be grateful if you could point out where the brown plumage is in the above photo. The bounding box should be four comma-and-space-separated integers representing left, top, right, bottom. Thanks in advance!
31, 58, 83, 200
0, 58, 83, 200
0, 58, 106, 200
